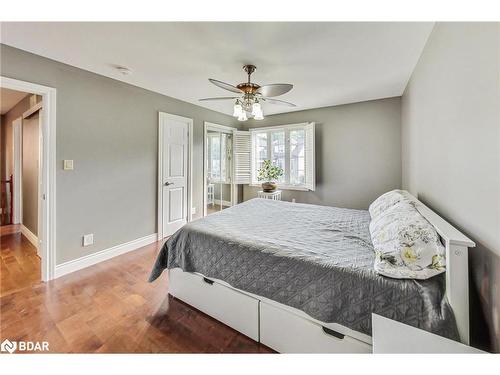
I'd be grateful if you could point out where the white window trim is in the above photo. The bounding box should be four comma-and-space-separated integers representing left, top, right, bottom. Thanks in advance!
249, 123, 311, 132
249, 122, 315, 191
248, 183, 311, 191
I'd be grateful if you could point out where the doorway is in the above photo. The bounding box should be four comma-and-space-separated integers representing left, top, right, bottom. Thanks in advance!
1, 90, 42, 250
203, 122, 236, 216
157, 112, 193, 240
0, 76, 56, 282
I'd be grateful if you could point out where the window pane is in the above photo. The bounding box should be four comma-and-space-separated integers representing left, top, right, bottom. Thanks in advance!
290, 129, 305, 185
224, 133, 232, 182
271, 131, 285, 182
210, 135, 221, 181
256, 132, 268, 172
220, 133, 227, 182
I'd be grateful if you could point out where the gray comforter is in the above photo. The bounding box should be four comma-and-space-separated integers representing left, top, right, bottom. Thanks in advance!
149, 198, 458, 340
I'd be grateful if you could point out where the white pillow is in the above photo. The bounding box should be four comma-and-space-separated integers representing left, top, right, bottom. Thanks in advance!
368, 189, 411, 220
369, 200, 446, 280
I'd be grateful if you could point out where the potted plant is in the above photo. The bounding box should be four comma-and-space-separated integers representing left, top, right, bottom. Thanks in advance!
257, 159, 283, 192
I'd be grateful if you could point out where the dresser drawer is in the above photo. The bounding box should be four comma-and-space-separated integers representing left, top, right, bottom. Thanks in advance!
260, 302, 372, 353
168, 268, 260, 341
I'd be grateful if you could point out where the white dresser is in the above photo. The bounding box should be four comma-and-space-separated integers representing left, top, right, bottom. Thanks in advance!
257, 190, 282, 200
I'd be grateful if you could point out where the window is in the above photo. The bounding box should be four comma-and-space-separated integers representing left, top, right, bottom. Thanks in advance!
207, 131, 231, 183
250, 122, 315, 191
207, 133, 221, 180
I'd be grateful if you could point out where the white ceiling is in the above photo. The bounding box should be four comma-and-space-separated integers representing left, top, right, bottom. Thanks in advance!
0, 87, 28, 115
0, 22, 434, 116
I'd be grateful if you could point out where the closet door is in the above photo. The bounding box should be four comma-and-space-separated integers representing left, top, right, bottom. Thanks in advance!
159, 112, 190, 237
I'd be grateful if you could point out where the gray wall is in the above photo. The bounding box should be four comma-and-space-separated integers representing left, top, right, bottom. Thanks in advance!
401, 23, 499, 352
242, 97, 402, 210
22, 111, 40, 235
0, 44, 237, 264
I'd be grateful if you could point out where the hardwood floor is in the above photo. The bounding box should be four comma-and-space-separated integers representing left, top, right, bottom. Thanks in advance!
0, 231, 273, 353
0, 223, 22, 236
1, 225, 40, 296
206, 204, 231, 215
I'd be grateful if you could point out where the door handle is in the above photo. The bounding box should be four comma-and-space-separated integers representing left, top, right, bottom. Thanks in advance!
164, 182, 174, 186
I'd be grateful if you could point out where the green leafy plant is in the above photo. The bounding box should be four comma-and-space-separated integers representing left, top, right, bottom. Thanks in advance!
257, 159, 284, 182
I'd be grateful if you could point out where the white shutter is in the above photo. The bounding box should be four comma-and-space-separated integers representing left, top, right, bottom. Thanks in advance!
233, 130, 252, 184
304, 122, 316, 191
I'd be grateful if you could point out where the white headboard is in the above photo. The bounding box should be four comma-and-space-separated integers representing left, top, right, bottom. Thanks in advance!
406, 193, 475, 345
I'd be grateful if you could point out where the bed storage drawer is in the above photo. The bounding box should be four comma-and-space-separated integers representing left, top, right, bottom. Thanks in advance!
168, 268, 259, 341
260, 302, 372, 353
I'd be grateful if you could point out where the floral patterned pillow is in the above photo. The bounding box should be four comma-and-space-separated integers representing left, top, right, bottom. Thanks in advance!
368, 189, 412, 220
369, 200, 446, 280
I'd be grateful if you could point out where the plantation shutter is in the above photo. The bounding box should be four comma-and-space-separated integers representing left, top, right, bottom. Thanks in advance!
304, 122, 316, 191
233, 130, 252, 184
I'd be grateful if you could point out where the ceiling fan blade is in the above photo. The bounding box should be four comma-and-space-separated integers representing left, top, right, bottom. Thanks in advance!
199, 97, 239, 101
262, 98, 297, 107
257, 84, 293, 97
208, 79, 243, 94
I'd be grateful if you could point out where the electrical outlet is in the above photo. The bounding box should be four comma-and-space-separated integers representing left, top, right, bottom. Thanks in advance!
82, 233, 94, 247
191, 207, 196, 215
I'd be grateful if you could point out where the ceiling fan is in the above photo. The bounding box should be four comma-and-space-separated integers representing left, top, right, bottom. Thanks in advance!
199, 64, 296, 121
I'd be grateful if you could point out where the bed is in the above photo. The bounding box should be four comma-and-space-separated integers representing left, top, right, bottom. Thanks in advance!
149, 196, 474, 353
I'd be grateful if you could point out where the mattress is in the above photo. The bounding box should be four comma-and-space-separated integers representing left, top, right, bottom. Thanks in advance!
149, 198, 459, 340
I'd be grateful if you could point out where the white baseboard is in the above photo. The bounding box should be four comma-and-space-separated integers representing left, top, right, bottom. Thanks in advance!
21, 225, 39, 249
54, 233, 157, 279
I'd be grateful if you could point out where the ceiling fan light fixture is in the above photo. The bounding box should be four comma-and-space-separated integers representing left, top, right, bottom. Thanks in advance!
237, 111, 248, 122
233, 102, 243, 117
251, 102, 261, 116
253, 110, 264, 120
201, 65, 295, 116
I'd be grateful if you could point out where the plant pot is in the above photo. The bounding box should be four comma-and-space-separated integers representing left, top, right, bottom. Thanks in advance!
262, 182, 277, 192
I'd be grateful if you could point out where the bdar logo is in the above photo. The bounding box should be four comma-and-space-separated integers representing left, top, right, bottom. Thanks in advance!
1, 339, 49, 353
1, 339, 17, 353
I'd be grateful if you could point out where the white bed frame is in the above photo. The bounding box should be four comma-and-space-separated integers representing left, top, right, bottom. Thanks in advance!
168, 193, 475, 353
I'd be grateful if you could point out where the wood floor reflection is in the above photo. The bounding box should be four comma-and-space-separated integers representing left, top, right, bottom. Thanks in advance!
0, 232, 273, 353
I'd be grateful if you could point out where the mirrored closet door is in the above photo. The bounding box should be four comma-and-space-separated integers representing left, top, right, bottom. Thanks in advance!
205, 123, 234, 216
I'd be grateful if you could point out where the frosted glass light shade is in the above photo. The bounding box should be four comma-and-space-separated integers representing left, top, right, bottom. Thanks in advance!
233, 103, 243, 117
251, 102, 262, 115
254, 110, 264, 120
237, 111, 248, 121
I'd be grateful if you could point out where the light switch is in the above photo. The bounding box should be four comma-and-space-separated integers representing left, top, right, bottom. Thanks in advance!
63, 160, 74, 170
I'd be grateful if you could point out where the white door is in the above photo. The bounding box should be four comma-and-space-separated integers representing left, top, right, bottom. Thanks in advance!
159, 113, 191, 237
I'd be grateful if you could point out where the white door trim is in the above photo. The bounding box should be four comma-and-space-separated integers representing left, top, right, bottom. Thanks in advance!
12, 117, 22, 225
1, 76, 57, 282
21, 103, 44, 257
157, 112, 193, 241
